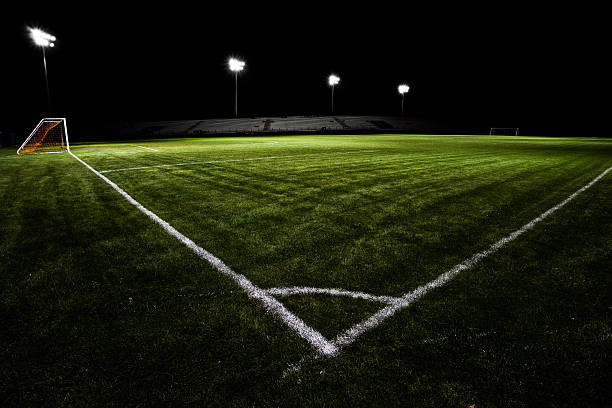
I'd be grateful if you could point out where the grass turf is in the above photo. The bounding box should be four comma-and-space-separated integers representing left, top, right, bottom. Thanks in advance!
1, 134, 611, 406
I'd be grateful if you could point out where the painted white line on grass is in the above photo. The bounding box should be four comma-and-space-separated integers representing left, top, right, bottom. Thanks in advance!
77, 151, 152, 157
27, 151, 67, 155
98, 150, 377, 173
331, 165, 612, 351
130, 145, 160, 152
69, 151, 339, 356
264, 286, 404, 305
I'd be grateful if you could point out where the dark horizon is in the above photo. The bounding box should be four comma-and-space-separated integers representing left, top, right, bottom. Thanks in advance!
2, 6, 605, 139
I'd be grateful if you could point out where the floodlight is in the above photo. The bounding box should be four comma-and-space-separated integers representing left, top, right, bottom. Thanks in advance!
29, 28, 56, 48
328, 74, 340, 113
398, 83, 410, 115
28, 27, 56, 112
228, 58, 246, 117
229, 58, 245, 72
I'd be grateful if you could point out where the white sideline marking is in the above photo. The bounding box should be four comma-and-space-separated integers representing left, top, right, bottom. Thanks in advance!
77, 152, 141, 156
69, 151, 338, 356
98, 150, 377, 173
130, 145, 159, 152
27, 151, 67, 155
265, 287, 404, 305
331, 165, 612, 351
281, 164, 612, 374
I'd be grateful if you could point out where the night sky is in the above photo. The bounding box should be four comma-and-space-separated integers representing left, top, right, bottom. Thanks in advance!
2, 5, 604, 138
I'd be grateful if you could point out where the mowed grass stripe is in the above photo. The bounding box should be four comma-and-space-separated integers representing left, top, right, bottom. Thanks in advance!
95, 135, 612, 294
97, 150, 377, 173
102, 147, 560, 204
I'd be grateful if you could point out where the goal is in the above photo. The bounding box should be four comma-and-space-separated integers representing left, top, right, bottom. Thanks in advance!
490, 127, 519, 136
17, 118, 70, 155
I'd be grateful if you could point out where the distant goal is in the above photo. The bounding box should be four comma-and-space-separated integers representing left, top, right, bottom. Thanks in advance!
17, 118, 70, 155
490, 127, 519, 136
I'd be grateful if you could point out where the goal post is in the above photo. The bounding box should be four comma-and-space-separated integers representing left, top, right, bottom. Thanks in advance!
490, 127, 519, 136
17, 118, 70, 155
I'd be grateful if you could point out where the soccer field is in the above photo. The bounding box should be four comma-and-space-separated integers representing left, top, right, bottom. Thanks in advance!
1, 134, 611, 406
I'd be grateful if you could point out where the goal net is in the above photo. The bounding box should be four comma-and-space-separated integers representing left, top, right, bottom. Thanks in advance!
490, 127, 519, 136
17, 118, 69, 155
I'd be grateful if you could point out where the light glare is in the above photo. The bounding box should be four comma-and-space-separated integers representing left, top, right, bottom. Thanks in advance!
229, 58, 245, 72
398, 84, 409, 94
328, 74, 340, 86
29, 27, 56, 47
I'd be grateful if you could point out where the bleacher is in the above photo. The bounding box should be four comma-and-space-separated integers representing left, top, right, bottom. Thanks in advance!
119, 116, 447, 138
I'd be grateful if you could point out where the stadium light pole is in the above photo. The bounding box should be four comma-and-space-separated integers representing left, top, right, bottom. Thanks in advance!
229, 58, 245, 117
398, 84, 409, 116
328, 74, 340, 114
29, 28, 56, 113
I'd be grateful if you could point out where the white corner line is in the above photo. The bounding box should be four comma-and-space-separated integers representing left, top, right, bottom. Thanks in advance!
69, 151, 338, 356
330, 165, 612, 351
264, 287, 404, 305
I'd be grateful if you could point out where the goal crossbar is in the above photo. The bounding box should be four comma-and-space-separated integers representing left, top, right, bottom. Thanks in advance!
17, 118, 70, 155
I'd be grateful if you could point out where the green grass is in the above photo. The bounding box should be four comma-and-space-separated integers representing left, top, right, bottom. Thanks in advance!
1, 134, 611, 406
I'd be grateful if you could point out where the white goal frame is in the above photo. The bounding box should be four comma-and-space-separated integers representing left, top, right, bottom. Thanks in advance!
490, 127, 519, 136
17, 117, 70, 155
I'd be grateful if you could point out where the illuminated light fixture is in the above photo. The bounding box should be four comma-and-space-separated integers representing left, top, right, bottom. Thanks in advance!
228, 57, 245, 72
30, 28, 56, 47
228, 58, 246, 117
328, 74, 340, 86
28, 27, 56, 112
398, 84, 410, 115
328, 74, 340, 113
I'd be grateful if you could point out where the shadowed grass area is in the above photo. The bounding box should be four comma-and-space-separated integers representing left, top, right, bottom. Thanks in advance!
1, 134, 611, 406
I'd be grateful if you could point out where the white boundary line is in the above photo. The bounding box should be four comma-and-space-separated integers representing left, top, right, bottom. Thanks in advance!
77, 151, 153, 156
26, 151, 67, 155
330, 165, 612, 351
130, 145, 159, 152
98, 150, 376, 173
72, 145, 158, 154
69, 150, 338, 356
280, 164, 611, 374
